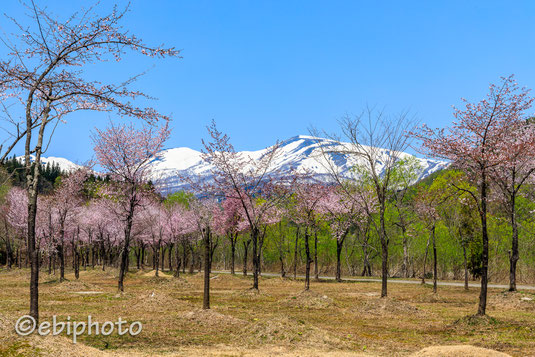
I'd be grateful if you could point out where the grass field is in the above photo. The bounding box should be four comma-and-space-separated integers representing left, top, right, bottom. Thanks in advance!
0, 268, 534, 356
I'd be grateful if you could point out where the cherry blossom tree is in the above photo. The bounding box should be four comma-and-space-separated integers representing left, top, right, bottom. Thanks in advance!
490, 118, 535, 291
199, 121, 290, 291
5, 187, 28, 268
189, 198, 217, 309
0, 1, 179, 320
213, 195, 245, 275
141, 197, 170, 277
311, 107, 416, 297
50, 169, 88, 281
92, 121, 170, 292
165, 202, 196, 278
291, 181, 327, 290
319, 185, 371, 282
413, 75, 533, 315
413, 184, 447, 294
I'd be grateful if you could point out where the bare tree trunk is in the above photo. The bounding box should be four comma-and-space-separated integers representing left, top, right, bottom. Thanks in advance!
314, 230, 319, 280
47, 254, 52, 275
304, 228, 311, 290
432, 225, 437, 294
189, 244, 195, 274
27, 186, 40, 321
252, 228, 259, 290
25, 102, 51, 322
402, 231, 409, 278
463, 244, 469, 291
379, 201, 388, 298
168, 243, 173, 272
74, 228, 80, 280
135, 247, 141, 270
141, 244, 145, 270
154, 242, 160, 277
293, 227, 299, 279
422, 236, 430, 284
174, 240, 181, 278
203, 227, 211, 309
118, 198, 135, 292
58, 238, 65, 282
181, 240, 188, 274
336, 237, 344, 282
243, 237, 250, 276
229, 234, 236, 275
509, 193, 519, 292
361, 241, 371, 276
160, 246, 165, 272
477, 176, 489, 316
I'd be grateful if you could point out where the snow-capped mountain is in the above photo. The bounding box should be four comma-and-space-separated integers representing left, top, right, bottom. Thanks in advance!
16, 155, 83, 172
150, 135, 448, 194
15, 135, 448, 193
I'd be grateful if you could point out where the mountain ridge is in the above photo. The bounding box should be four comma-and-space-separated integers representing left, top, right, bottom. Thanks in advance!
16, 135, 449, 194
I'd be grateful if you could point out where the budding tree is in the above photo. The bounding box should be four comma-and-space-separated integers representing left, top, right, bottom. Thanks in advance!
413, 75, 533, 315
311, 107, 416, 297
199, 121, 290, 291
0, 1, 179, 320
92, 121, 170, 292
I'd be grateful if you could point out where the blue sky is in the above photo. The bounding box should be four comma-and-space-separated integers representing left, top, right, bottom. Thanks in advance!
1, 1, 534, 162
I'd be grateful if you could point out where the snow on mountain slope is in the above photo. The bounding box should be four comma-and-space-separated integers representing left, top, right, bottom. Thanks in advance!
16, 155, 83, 172
14, 136, 447, 193
150, 135, 448, 194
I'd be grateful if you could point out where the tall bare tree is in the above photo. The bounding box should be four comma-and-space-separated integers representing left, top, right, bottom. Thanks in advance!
311, 107, 415, 297
0, 2, 179, 320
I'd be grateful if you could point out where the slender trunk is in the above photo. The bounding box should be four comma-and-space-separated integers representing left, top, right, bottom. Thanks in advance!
509, 192, 519, 292
422, 236, 430, 284
27, 185, 39, 321
230, 234, 236, 275
463, 244, 469, 291
118, 196, 135, 292
141, 244, 145, 270
58, 238, 65, 282
432, 225, 437, 294
91, 245, 95, 269
277, 222, 286, 278
477, 176, 489, 316
304, 228, 311, 290
181, 240, 187, 274
74, 228, 80, 280
361, 240, 371, 277
168, 243, 173, 272
135, 247, 141, 269
160, 246, 165, 272
189, 243, 195, 274
293, 227, 299, 279
25, 101, 50, 322
203, 227, 211, 309
314, 230, 319, 280
336, 237, 343, 282
252, 228, 259, 290
379, 197, 388, 298
243, 238, 250, 276
209, 237, 218, 274
155, 240, 160, 277
402, 230, 409, 279
174, 240, 180, 278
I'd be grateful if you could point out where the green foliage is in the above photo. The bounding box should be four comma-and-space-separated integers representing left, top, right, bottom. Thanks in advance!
165, 190, 195, 209
0, 155, 65, 194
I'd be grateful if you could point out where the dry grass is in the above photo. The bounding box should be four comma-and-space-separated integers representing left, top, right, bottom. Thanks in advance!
0, 268, 533, 356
